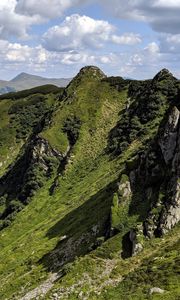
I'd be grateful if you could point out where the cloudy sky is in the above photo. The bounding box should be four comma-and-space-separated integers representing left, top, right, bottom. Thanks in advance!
1, 0, 180, 80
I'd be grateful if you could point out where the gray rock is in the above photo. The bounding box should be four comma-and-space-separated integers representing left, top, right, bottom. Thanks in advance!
129, 227, 143, 256
149, 287, 165, 295
118, 175, 132, 199
159, 106, 180, 164
159, 115, 180, 234
159, 179, 180, 234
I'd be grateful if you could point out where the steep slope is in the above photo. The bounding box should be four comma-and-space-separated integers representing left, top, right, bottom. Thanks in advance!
0, 84, 62, 177
0, 67, 179, 300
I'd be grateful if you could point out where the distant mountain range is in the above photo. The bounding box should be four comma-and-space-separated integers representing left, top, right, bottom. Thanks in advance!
0, 72, 71, 95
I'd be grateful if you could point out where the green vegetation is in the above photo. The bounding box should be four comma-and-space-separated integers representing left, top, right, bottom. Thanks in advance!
0, 84, 63, 100
0, 67, 179, 300
0, 85, 61, 176
63, 116, 82, 145
108, 71, 179, 155
102, 229, 180, 300
8, 95, 51, 139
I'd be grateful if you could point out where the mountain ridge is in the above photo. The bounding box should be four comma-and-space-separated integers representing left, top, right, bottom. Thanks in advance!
0, 66, 179, 300
0, 72, 71, 95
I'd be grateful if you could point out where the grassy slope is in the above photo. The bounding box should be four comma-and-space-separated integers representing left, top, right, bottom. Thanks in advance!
45, 225, 180, 300
0, 98, 21, 176
0, 73, 129, 299
0, 87, 59, 176
0, 70, 179, 300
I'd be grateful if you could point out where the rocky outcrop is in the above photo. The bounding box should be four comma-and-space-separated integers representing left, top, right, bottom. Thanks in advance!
157, 108, 180, 234
124, 106, 180, 238
129, 225, 143, 256
78, 66, 106, 80
30, 136, 62, 170
159, 106, 180, 164
145, 107, 180, 236
149, 287, 165, 295
118, 175, 132, 199
0, 136, 62, 224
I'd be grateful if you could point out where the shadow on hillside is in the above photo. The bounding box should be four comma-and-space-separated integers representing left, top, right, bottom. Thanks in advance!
121, 232, 132, 259
105, 108, 127, 160
40, 181, 117, 272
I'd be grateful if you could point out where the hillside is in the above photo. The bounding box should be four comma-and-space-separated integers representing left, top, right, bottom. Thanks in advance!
0, 72, 71, 95
0, 66, 179, 300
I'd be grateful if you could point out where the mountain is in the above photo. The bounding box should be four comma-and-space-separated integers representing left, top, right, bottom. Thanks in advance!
0, 72, 71, 94
0, 66, 179, 300
0, 86, 16, 95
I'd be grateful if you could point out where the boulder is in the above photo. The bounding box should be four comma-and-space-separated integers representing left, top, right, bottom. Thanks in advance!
149, 287, 165, 295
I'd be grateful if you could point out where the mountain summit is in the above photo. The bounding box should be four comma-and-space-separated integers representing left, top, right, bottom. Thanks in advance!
77, 65, 106, 78
10, 72, 34, 81
153, 68, 176, 81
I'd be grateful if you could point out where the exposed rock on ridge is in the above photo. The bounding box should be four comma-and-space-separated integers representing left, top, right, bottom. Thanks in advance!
159, 106, 180, 164
78, 66, 106, 79
129, 106, 180, 237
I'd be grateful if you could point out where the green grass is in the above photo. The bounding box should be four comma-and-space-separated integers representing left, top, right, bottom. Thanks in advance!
0, 68, 179, 300
0, 73, 130, 299
0, 99, 20, 175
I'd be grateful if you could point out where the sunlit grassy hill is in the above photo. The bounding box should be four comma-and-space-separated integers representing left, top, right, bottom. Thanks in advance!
0, 66, 179, 300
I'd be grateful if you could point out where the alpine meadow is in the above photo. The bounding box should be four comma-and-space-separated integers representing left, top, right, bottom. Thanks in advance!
0, 66, 179, 299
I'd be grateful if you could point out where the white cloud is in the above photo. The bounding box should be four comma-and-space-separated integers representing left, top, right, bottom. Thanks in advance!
110, 41, 162, 79
144, 42, 160, 54
0, 39, 98, 76
129, 54, 143, 65
0, 40, 50, 66
42, 14, 141, 52
1, 0, 180, 41
60, 51, 95, 65
0, 0, 43, 40
42, 14, 114, 51
159, 34, 180, 53
15, 0, 91, 19
0, 0, 16, 11
0, 1, 179, 80
101, 0, 180, 34
6, 44, 32, 62
15, 0, 73, 19
153, 0, 180, 8
0, 1, 90, 40
112, 33, 141, 45
100, 56, 112, 64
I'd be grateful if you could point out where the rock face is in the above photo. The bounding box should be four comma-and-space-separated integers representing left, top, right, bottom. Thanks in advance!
118, 175, 132, 199
30, 136, 62, 170
125, 106, 180, 238
159, 106, 180, 164
158, 107, 180, 234
129, 226, 143, 256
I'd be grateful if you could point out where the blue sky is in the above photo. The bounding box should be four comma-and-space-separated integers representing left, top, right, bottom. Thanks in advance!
1, 0, 180, 80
